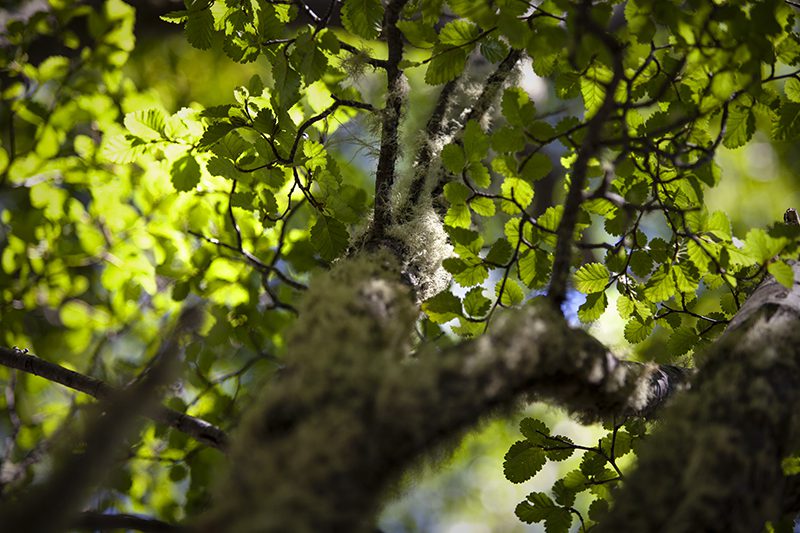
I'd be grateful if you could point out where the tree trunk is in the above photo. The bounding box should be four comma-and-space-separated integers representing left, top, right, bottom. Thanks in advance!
598, 263, 800, 532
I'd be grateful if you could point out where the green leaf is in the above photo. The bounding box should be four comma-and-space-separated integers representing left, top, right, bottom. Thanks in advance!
271, 54, 302, 112
687, 239, 712, 271
491, 125, 525, 153
485, 238, 514, 265
518, 249, 550, 288
438, 19, 480, 45
515, 492, 572, 533
520, 153, 553, 182
667, 327, 698, 357
629, 250, 653, 277
625, 0, 655, 41
545, 436, 574, 461
453, 262, 488, 286
743, 228, 787, 263
463, 120, 490, 161
589, 499, 610, 522
441, 144, 466, 173
310, 215, 350, 261
425, 45, 469, 85
469, 196, 495, 217
480, 36, 509, 62
581, 62, 611, 116
185, 7, 214, 50
769, 260, 795, 289
773, 102, 800, 141
705, 210, 732, 240
290, 30, 328, 84
444, 203, 472, 228
171, 154, 201, 192
624, 316, 653, 344
466, 161, 491, 188
519, 418, 549, 442
504, 442, 546, 483
161, 10, 188, 24
574, 263, 609, 294
786, 78, 800, 103
552, 480, 576, 507
397, 20, 437, 46
500, 177, 534, 213
444, 181, 471, 204
198, 122, 234, 150
341, 0, 383, 39
463, 287, 491, 317
578, 292, 608, 322
124, 109, 166, 141
617, 294, 634, 318
644, 266, 677, 302
502, 87, 536, 127
498, 279, 525, 306
423, 290, 462, 323
723, 105, 755, 149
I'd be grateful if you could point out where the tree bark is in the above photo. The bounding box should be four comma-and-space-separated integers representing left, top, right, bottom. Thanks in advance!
597, 263, 800, 532
198, 250, 691, 532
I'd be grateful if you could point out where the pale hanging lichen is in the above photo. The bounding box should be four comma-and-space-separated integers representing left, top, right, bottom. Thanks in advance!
385, 201, 453, 301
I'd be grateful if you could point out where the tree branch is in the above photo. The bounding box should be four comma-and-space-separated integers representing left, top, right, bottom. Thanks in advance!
598, 262, 800, 532
463, 48, 523, 126
547, 9, 625, 308
370, 0, 410, 239
0, 346, 229, 451
72, 512, 182, 532
402, 49, 524, 215
200, 254, 690, 532
0, 307, 202, 533
403, 78, 460, 212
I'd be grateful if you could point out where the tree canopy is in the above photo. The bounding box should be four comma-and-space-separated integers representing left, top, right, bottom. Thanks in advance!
3, 0, 800, 531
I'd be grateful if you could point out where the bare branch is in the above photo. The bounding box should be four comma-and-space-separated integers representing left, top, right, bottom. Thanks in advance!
72, 512, 182, 532
370, 0, 410, 239
0, 346, 229, 451
547, 7, 625, 308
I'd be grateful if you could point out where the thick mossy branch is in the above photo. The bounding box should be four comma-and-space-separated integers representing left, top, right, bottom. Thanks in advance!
598, 265, 800, 533
201, 253, 689, 532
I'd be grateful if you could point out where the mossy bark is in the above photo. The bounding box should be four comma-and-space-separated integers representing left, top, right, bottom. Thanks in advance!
200, 249, 691, 532
598, 264, 800, 532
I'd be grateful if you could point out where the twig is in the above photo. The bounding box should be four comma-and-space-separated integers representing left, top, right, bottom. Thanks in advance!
72, 512, 182, 532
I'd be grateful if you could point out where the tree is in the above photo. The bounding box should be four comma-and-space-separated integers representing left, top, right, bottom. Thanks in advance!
3, 0, 800, 531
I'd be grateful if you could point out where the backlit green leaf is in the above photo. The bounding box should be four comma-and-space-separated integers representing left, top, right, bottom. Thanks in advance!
768, 260, 795, 289
574, 263, 609, 294
341, 0, 383, 40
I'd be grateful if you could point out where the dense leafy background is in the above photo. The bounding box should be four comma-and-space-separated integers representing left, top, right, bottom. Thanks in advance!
3, 0, 800, 531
